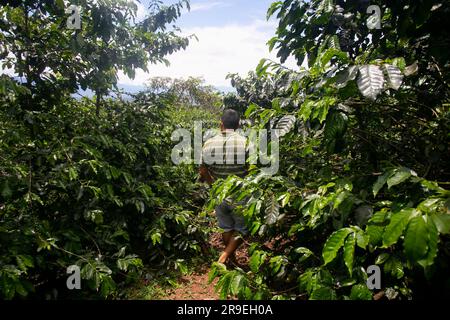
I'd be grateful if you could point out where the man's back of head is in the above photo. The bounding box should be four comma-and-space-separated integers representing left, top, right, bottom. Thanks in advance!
221, 109, 240, 130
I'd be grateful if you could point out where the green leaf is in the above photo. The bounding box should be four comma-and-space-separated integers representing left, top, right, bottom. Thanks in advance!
384, 256, 404, 279
322, 228, 353, 265
431, 214, 450, 235
343, 233, 356, 276
1, 180, 12, 198
16, 255, 34, 272
267, 1, 283, 19
208, 262, 225, 283
375, 253, 390, 265
298, 269, 318, 294
369, 210, 389, 224
230, 273, 243, 295
355, 230, 369, 249
418, 198, 441, 214
387, 167, 414, 189
273, 115, 296, 138
404, 215, 429, 263
219, 272, 232, 300
373, 171, 390, 197
418, 216, 439, 268
382, 209, 414, 247
366, 225, 384, 246
310, 286, 337, 300
295, 247, 314, 263
68, 167, 78, 181
265, 193, 280, 225
249, 250, 266, 273
256, 59, 269, 76
350, 284, 372, 300
383, 64, 404, 90
357, 65, 384, 100
317, 0, 334, 14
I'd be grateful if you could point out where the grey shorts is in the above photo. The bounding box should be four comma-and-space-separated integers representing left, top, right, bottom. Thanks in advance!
215, 200, 248, 236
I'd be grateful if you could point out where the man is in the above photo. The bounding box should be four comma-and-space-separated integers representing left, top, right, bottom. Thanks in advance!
199, 109, 248, 265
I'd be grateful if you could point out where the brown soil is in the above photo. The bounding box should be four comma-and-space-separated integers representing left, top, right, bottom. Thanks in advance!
164, 232, 249, 300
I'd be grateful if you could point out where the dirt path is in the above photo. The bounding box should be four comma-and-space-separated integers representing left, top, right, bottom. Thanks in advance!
164, 233, 249, 300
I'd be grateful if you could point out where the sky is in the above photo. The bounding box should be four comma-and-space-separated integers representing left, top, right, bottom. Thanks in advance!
118, 0, 300, 91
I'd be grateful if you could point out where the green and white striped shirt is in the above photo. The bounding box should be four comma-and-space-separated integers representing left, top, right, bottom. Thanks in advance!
202, 129, 248, 179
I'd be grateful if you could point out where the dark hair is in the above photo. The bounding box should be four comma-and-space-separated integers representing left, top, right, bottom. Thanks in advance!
221, 109, 240, 129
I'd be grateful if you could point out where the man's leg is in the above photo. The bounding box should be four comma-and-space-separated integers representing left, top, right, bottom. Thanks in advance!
222, 231, 233, 246
218, 233, 243, 264
221, 231, 237, 263
215, 203, 235, 263
218, 207, 248, 264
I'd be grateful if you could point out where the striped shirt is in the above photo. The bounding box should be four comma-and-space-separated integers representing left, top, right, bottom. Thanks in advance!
202, 129, 248, 179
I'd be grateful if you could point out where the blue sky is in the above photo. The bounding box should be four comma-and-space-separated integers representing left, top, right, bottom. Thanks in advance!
118, 0, 299, 91
176, 0, 275, 28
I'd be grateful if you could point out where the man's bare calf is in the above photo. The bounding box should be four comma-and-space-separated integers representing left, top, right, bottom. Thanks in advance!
218, 231, 243, 264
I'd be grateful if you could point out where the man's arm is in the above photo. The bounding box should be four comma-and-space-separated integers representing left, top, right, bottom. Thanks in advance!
199, 164, 214, 185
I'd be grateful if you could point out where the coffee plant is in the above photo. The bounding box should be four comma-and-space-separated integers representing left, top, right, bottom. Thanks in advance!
208, 0, 450, 300
0, 0, 218, 299
1, 0, 449, 301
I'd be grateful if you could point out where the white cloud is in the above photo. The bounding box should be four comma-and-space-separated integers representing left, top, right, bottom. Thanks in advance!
190, 1, 231, 12
133, 0, 148, 22
118, 19, 300, 89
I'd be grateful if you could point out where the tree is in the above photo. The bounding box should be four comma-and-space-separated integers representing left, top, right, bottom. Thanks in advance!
145, 76, 222, 111
0, 0, 192, 114
0, 0, 212, 300
209, 0, 450, 300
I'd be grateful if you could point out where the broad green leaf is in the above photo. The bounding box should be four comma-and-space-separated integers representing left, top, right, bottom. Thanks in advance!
373, 172, 390, 197
265, 193, 280, 225
295, 247, 314, 263
404, 215, 428, 263
335, 65, 358, 89
249, 250, 266, 273
273, 115, 296, 138
317, 0, 334, 14
418, 216, 439, 268
369, 209, 389, 224
244, 103, 259, 118
278, 192, 291, 208
387, 167, 414, 189
382, 209, 414, 247
269, 256, 286, 275
208, 262, 225, 283
298, 269, 319, 294
366, 225, 384, 246
16, 255, 34, 272
322, 228, 353, 265
266, 1, 282, 19
375, 253, 390, 265
418, 198, 441, 214
431, 214, 450, 234
384, 256, 404, 279
230, 273, 243, 295
256, 59, 269, 76
68, 167, 78, 181
355, 230, 369, 249
420, 179, 444, 192
357, 65, 384, 100
219, 272, 232, 300
350, 284, 372, 300
310, 286, 337, 300
383, 64, 404, 90
1, 180, 12, 198
343, 233, 356, 276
